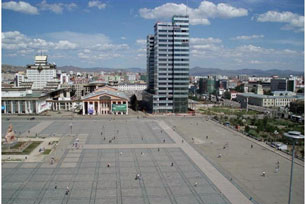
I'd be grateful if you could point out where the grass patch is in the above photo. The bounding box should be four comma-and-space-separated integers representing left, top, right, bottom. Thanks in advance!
42, 149, 52, 155
199, 106, 258, 116
2, 142, 26, 150
2, 141, 42, 155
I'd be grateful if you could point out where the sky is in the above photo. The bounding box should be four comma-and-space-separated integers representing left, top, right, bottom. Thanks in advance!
1, 0, 304, 71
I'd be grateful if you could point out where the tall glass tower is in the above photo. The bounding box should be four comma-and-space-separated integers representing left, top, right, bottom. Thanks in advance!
146, 15, 189, 113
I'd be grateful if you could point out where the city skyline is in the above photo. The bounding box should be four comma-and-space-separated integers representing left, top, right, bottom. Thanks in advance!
2, 0, 304, 71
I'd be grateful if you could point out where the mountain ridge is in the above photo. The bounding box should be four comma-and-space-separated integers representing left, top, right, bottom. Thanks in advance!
2, 64, 303, 77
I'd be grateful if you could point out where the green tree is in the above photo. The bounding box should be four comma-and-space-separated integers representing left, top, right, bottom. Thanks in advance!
130, 94, 138, 111
223, 91, 231, 99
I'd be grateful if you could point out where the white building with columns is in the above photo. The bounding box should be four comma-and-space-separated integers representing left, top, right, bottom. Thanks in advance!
1, 88, 51, 114
81, 86, 128, 115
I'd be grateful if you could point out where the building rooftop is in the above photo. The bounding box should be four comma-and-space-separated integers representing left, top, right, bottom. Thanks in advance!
238, 92, 298, 99
82, 89, 128, 100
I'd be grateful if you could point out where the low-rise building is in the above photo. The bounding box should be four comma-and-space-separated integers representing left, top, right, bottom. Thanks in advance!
2, 88, 51, 114
236, 93, 297, 107
81, 86, 128, 115
117, 84, 146, 91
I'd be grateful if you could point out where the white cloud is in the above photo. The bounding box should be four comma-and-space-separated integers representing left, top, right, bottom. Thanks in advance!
190, 37, 222, 44
46, 31, 110, 47
136, 39, 146, 45
3, 30, 131, 63
54, 40, 77, 50
232, 34, 264, 40
38, 0, 77, 14
121, 36, 126, 40
255, 11, 304, 32
250, 60, 262, 64
2, 1, 38, 15
2, 31, 77, 52
88, 0, 106, 10
139, 1, 248, 25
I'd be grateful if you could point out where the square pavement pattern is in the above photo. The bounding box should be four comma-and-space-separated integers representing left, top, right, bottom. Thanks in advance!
2, 148, 230, 204
40, 119, 174, 144
2, 120, 40, 137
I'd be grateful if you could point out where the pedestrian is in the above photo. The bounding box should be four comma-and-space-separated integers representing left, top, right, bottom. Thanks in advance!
158, 148, 160, 152
141, 137, 143, 141
261, 171, 266, 177
217, 154, 222, 158
251, 144, 253, 148
141, 152, 144, 156
194, 182, 198, 187
163, 139, 165, 143
55, 184, 57, 189
171, 162, 174, 167
104, 137, 106, 141
275, 167, 279, 173
206, 136, 208, 139
65, 186, 70, 195
101, 132, 103, 136
182, 139, 184, 143
107, 163, 111, 168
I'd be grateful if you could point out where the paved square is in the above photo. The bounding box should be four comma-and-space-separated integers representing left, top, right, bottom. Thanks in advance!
2, 117, 303, 204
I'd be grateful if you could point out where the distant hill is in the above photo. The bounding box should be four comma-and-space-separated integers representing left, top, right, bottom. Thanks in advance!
2, 64, 302, 77
1, 64, 145, 74
190, 67, 304, 77
2, 64, 26, 73
57, 66, 145, 73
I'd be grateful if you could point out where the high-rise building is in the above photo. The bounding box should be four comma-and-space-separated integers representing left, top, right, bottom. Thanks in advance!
24, 55, 59, 89
271, 78, 287, 91
147, 35, 155, 93
145, 15, 189, 113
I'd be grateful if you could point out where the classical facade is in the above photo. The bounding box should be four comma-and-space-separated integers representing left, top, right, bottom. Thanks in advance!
82, 86, 128, 115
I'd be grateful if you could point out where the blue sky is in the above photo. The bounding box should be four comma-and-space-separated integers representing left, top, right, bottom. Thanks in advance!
2, 0, 304, 71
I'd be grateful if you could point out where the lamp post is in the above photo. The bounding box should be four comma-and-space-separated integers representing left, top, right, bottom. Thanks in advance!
70, 122, 73, 135
283, 131, 304, 204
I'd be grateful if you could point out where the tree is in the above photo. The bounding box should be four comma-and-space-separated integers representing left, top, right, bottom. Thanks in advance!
235, 85, 244, 93
223, 91, 231, 99
130, 94, 138, 111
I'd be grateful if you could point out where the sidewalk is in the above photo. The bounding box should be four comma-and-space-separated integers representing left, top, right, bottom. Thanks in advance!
158, 120, 253, 204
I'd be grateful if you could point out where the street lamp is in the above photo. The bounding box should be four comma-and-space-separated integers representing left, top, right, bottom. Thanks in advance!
69, 122, 73, 135
283, 131, 304, 204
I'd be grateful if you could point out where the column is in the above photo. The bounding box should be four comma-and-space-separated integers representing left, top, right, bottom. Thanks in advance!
110, 101, 113, 114
87, 102, 90, 115
120, 101, 123, 115
11, 101, 13, 114
65, 103, 67, 110
28, 101, 31, 113
4, 101, 7, 114
25, 101, 28, 114
126, 101, 128, 115
98, 101, 100, 115
82, 102, 85, 115
59, 102, 61, 110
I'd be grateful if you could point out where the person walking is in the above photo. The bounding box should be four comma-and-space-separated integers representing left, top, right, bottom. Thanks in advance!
65, 186, 70, 195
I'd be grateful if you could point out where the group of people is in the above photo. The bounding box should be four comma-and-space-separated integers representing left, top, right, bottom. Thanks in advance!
72, 138, 80, 149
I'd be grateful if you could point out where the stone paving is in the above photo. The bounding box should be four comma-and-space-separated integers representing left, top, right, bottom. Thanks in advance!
2, 121, 39, 137
2, 116, 303, 204
165, 117, 304, 204
2, 118, 232, 204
